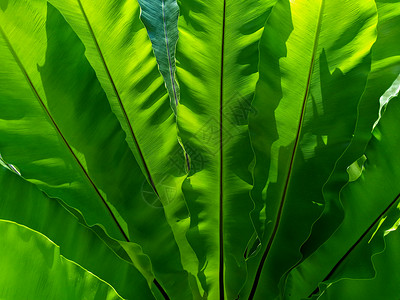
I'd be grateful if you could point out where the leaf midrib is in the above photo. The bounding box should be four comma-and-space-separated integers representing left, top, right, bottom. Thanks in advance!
249, 1, 325, 298
0, 25, 129, 242
219, 0, 227, 299
76, 0, 160, 198
308, 192, 400, 297
161, 0, 191, 173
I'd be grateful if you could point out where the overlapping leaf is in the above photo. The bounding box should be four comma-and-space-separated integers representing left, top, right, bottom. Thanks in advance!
244, 0, 377, 298
47, 1, 200, 293
0, 166, 154, 299
285, 95, 400, 299
137, 0, 180, 113
0, 220, 123, 300
48, 0, 187, 208
0, 0, 399, 298
301, 0, 400, 258
317, 229, 400, 300
0, 1, 190, 298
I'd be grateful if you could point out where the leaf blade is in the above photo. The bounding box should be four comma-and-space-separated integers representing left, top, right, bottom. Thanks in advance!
0, 1, 191, 298
0, 219, 124, 300
245, 0, 378, 298
175, 0, 277, 297
286, 96, 400, 299
0, 166, 155, 300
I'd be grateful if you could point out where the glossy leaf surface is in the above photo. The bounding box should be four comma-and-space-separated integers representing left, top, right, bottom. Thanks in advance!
0, 220, 123, 300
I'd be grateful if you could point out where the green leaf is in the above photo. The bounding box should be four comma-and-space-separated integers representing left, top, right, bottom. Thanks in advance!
46, 0, 199, 293
245, 0, 377, 298
0, 154, 14, 172
285, 95, 400, 299
318, 229, 400, 300
301, 0, 400, 259
175, 0, 277, 298
0, 219, 123, 300
47, 0, 187, 207
137, 0, 180, 113
0, 166, 154, 299
0, 1, 190, 298
1, 0, 399, 298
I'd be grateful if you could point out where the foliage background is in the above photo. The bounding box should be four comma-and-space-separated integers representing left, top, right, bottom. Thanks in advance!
0, 0, 400, 299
